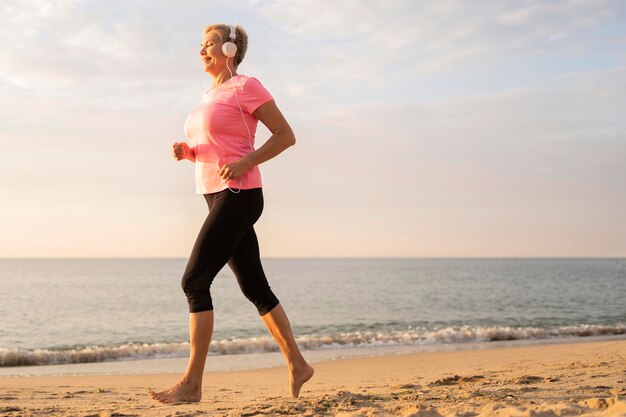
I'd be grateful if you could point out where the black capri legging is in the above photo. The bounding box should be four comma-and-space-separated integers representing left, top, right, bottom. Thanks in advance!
180, 187, 279, 315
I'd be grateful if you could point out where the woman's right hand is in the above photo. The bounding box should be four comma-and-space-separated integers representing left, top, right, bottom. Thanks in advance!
172, 141, 193, 161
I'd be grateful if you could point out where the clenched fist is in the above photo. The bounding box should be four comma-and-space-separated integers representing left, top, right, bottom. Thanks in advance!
172, 141, 193, 161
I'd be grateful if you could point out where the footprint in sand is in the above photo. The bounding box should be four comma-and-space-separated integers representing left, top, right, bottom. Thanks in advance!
429, 374, 485, 386
514, 375, 543, 384
394, 383, 422, 389
429, 375, 461, 386
460, 375, 486, 383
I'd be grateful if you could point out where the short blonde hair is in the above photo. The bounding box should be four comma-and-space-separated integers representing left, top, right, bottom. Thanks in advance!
203, 24, 248, 67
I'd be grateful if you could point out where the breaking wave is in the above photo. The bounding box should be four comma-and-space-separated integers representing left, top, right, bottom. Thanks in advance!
2, 323, 624, 367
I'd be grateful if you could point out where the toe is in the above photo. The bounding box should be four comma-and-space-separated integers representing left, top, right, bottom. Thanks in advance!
150, 390, 166, 403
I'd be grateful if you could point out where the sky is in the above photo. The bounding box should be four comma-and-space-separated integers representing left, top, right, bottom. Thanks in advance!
1, 0, 625, 258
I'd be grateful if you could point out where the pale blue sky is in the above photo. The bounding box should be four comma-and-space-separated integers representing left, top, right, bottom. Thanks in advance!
1, 0, 625, 258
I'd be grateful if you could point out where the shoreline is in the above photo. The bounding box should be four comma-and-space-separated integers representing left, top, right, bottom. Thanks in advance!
1, 333, 625, 378
1, 338, 625, 416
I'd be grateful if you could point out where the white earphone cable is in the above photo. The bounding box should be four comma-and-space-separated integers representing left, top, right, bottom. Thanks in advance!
225, 56, 253, 194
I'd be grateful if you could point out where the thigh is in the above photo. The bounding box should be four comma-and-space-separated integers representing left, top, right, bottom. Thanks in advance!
227, 226, 265, 283
184, 189, 264, 280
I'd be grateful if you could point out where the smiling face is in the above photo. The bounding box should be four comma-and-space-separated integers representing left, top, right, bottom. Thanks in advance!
199, 30, 226, 73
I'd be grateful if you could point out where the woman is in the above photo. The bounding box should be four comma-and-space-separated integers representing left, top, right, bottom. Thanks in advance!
149, 23, 314, 404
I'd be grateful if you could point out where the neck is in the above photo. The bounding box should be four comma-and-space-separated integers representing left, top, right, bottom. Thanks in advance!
211, 63, 238, 88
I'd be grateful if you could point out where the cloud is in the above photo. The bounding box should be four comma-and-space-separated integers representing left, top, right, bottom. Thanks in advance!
276, 66, 626, 215
0, 0, 224, 107
0, 0, 625, 257
251, 0, 622, 77
2, 0, 623, 113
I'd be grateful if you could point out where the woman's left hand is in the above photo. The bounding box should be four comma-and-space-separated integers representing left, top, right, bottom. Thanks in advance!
218, 158, 251, 182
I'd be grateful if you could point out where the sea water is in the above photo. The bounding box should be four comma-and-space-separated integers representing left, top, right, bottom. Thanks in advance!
1, 258, 624, 376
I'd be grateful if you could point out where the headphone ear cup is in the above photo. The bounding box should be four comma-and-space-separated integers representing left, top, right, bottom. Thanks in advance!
222, 42, 237, 58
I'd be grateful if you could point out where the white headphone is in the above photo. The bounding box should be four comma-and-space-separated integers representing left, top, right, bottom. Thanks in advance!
222, 24, 238, 58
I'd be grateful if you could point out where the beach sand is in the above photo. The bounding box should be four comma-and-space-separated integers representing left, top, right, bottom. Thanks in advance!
1, 339, 625, 416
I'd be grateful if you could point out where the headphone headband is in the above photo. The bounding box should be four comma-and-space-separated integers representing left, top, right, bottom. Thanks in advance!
222, 24, 238, 58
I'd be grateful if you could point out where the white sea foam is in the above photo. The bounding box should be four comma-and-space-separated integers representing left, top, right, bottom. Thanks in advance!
1, 323, 624, 367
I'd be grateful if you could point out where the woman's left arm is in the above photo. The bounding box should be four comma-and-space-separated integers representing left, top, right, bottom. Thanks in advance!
219, 100, 296, 180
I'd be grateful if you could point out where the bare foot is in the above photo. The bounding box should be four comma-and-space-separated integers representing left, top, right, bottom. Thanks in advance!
290, 363, 314, 398
148, 379, 202, 404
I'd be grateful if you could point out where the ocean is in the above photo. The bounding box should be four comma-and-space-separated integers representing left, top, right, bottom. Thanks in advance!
1, 258, 625, 376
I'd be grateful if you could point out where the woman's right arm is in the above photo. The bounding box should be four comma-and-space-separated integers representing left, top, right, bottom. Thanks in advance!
173, 142, 196, 162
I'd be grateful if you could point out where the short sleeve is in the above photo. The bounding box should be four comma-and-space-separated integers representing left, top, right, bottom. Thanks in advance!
240, 77, 274, 115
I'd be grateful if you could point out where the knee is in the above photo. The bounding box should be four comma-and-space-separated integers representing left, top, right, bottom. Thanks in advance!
181, 267, 212, 295
180, 274, 189, 293
180, 273, 196, 295
240, 282, 279, 316
181, 272, 214, 313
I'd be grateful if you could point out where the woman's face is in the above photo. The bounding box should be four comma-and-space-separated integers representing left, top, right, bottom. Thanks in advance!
199, 31, 224, 72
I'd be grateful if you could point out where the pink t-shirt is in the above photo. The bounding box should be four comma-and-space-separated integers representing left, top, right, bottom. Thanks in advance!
183, 74, 274, 194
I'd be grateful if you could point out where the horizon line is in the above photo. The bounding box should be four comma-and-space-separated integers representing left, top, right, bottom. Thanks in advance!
0, 256, 624, 260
